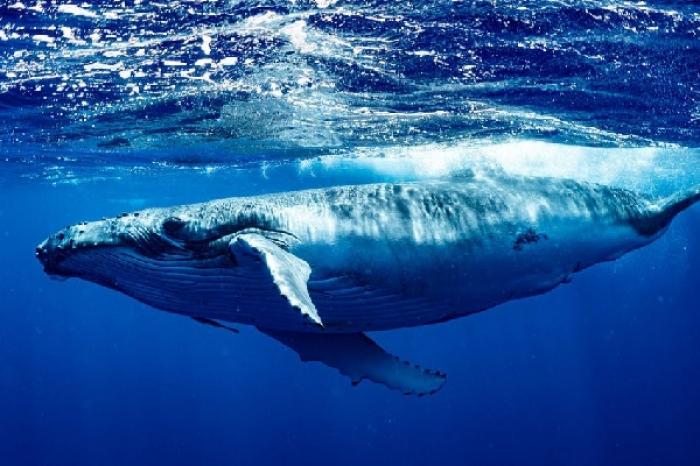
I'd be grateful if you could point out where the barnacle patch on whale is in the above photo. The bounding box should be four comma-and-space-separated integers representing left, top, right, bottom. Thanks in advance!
513, 228, 548, 251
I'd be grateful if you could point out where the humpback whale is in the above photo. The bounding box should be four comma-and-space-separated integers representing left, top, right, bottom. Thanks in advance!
36, 174, 700, 395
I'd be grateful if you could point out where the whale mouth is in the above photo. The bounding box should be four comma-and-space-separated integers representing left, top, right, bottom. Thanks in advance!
36, 231, 233, 284
35, 218, 196, 278
36, 242, 107, 278
45, 242, 245, 315
35, 211, 289, 296
35, 242, 69, 277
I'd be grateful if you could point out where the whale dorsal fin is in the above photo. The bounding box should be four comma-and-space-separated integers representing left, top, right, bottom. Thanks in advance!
229, 233, 322, 326
260, 330, 446, 396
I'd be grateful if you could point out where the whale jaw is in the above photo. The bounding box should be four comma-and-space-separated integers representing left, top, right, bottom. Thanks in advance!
41, 245, 240, 317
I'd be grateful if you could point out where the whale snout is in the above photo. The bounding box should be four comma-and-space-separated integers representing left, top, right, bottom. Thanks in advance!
36, 209, 247, 313
35, 240, 56, 273
35, 227, 80, 275
35, 218, 128, 276
35, 210, 196, 279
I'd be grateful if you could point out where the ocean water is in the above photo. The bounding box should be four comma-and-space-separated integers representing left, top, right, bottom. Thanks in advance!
2, 1, 700, 465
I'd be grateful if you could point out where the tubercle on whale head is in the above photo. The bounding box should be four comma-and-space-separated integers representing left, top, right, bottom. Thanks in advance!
37, 220, 111, 276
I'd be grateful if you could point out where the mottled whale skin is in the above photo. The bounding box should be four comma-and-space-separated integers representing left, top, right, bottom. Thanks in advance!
36, 174, 700, 395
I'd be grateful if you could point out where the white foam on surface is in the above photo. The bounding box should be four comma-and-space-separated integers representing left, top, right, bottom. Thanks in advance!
281, 21, 316, 53
315, 0, 338, 8
201, 35, 212, 55
306, 140, 700, 196
219, 57, 238, 66
32, 34, 55, 43
84, 62, 123, 71
57, 4, 99, 18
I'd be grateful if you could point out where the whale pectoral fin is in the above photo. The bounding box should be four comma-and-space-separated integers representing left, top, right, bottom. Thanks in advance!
229, 233, 322, 326
261, 330, 447, 396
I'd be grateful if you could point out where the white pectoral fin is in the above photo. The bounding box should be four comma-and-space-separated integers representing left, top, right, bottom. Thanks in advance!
229, 233, 322, 326
262, 330, 447, 396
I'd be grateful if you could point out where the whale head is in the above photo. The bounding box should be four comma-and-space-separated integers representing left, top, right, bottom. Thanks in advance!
38, 211, 184, 278
33, 202, 289, 309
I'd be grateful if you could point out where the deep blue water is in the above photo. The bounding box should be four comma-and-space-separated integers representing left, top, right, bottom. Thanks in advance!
2, 1, 700, 465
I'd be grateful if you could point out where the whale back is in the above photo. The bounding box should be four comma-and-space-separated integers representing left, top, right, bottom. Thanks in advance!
261, 177, 654, 247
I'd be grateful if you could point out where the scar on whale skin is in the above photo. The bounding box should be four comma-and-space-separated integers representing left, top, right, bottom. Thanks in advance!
513, 228, 548, 251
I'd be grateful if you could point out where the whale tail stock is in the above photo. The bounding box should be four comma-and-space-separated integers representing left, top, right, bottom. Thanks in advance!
662, 185, 700, 222
634, 185, 700, 236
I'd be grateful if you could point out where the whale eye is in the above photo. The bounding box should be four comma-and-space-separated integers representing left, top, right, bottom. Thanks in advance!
162, 217, 187, 238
